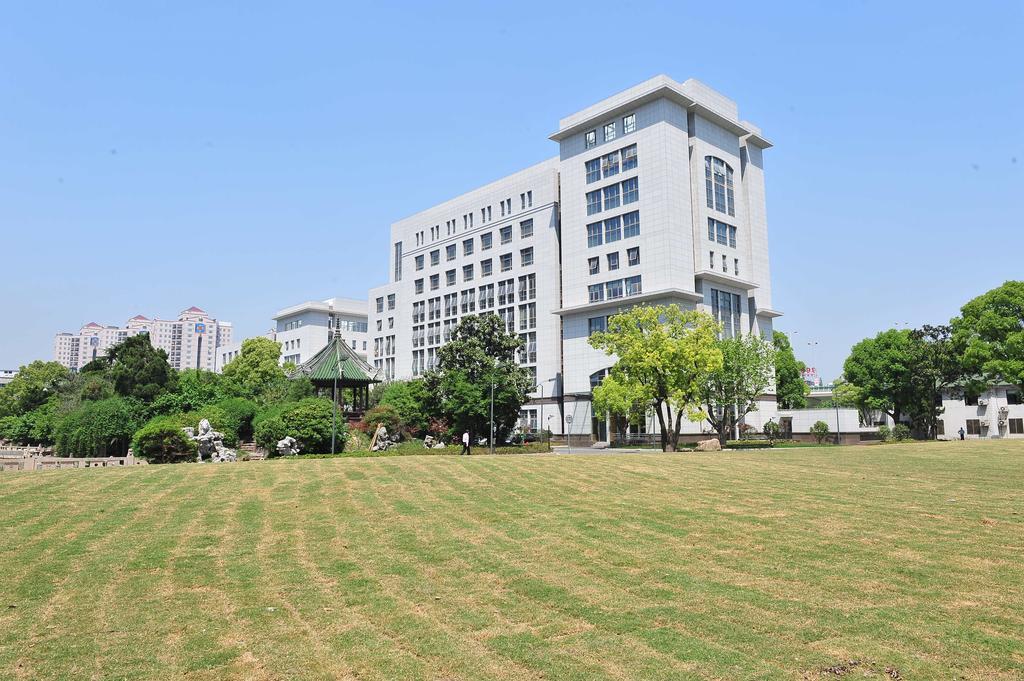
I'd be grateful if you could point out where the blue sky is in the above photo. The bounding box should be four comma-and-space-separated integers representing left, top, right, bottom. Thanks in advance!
1, 1, 1021, 381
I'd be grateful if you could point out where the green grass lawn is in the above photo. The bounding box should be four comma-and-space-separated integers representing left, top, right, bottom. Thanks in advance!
1, 441, 1022, 680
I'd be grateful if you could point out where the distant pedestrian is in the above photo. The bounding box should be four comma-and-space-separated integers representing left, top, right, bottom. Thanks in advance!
461, 431, 471, 456
958, 427, 965, 441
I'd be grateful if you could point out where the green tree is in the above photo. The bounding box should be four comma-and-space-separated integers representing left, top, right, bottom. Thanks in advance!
423, 314, 534, 444
222, 337, 288, 402
374, 379, 430, 435
810, 420, 831, 444
842, 329, 917, 426
762, 419, 781, 445
101, 335, 177, 401
132, 417, 197, 463
829, 378, 874, 427
952, 281, 1024, 388
589, 305, 722, 452
905, 325, 962, 438
151, 369, 227, 415
0, 361, 71, 417
701, 333, 776, 444
53, 397, 145, 457
772, 331, 808, 409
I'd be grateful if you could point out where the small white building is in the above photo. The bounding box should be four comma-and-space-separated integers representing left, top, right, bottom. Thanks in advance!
939, 384, 1023, 439
273, 297, 369, 366
0, 369, 17, 387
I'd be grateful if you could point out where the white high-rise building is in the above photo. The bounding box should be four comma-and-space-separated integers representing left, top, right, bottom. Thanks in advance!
54, 306, 232, 373
369, 76, 780, 442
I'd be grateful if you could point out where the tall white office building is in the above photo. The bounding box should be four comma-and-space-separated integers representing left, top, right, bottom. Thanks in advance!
369, 76, 780, 442
54, 306, 232, 372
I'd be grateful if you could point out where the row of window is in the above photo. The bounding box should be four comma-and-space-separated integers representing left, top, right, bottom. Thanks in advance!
708, 218, 737, 248
412, 275, 537, 322
588, 247, 640, 275
412, 193, 535, 246
587, 275, 643, 303
705, 156, 736, 217
710, 288, 743, 339
374, 293, 397, 313
586, 178, 639, 215
587, 210, 641, 247
709, 251, 740, 277
586, 144, 638, 183
413, 248, 534, 293
585, 113, 636, 149
415, 220, 534, 271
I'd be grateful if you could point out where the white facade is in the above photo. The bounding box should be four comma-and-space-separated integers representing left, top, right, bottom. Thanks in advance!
54, 307, 232, 372
0, 370, 16, 387
273, 297, 369, 366
939, 385, 1024, 439
369, 76, 781, 442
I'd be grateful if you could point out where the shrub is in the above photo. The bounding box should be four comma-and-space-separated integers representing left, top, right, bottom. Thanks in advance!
254, 414, 287, 454
809, 420, 831, 445
132, 417, 197, 463
892, 423, 912, 441
255, 398, 346, 455
762, 420, 781, 445
0, 415, 27, 444
214, 398, 258, 442
53, 397, 145, 457
878, 424, 892, 441
361, 404, 404, 437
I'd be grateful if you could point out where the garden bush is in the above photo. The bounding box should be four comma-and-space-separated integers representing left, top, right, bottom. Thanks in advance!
360, 403, 404, 436
214, 397, 258, 442
810, 420, 831, 444
878, 425, 892, 441
892, 423, 912, 441
132, 417, 197, 463
53, 397, 145, 457
254, 398, 346, 455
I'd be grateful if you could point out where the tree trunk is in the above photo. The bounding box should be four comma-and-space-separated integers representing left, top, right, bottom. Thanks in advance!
654, 401, 672, 452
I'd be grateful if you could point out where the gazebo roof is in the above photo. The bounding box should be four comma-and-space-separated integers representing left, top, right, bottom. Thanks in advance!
289, 333, 381, 385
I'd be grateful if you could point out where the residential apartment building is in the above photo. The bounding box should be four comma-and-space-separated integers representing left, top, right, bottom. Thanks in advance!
53, 306, 232, 372
369, 76, 780, 442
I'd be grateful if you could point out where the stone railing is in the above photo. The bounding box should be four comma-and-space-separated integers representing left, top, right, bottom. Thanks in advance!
0, 451, 146, 472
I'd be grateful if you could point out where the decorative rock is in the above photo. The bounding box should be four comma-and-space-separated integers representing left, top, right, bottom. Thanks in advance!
276, 436, 301, 457
188, 419, 238, 463
592, 441, 609, 449
696, 438, 722, 452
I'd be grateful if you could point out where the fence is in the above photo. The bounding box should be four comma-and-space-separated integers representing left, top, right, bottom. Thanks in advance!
0, 450, 145, 472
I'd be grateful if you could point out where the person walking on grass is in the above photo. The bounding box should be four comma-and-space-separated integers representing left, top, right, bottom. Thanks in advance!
461, 431, 471, 456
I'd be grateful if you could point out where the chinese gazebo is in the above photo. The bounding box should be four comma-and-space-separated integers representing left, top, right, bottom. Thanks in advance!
288, 332, 382, 418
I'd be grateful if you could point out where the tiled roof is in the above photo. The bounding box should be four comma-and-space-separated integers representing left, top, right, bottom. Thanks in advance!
290, 333, 381, 385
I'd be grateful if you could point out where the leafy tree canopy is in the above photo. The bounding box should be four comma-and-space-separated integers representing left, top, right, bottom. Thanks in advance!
842, 329, 917, 424
423, 314, 534, 442
104, 335, 177, 401
952, 280, 1024, 388
0, 360, 71, 417
374, 379, 430, 436
53, 396, 146, 457
589, 305, 722, 451
221, 337, 287, 402
702, 333, 776, 444
772, 330, 808, 409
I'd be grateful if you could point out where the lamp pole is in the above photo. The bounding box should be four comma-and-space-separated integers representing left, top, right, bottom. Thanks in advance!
489, 381, 495, 456
331, 334, 341, 455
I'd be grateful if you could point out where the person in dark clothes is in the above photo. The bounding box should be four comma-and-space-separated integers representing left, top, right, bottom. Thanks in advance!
958, 427, 965, 440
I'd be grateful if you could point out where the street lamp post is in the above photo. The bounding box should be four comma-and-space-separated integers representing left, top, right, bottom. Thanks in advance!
489, 381, 495, 456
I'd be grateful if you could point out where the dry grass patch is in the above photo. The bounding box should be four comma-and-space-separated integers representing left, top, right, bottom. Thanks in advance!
1, 440, 1023, 679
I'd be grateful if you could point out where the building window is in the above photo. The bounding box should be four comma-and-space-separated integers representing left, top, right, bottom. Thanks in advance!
463, 238, 474, 256
1007, 391, 1021, 405
1009, 418, 1023, 434
415, 279, 424, 294
705, 156, 736, 216
603, 184, 620, 210
588, 316, 607, 336
500, 253, 513, 271
708, 218, 737, 248
621, 144, 637, 171
430, 249, 440, 266
710, 288, 742, 339
588, 284, 604, 303
446, 270, 456, 286
966, 419, 981, 435
376, 297, 384, 313
519, 273, 536, 300
481, 232, 492, 250
588, 257, 600, 275
602, 151, 619, 178
415, 254, 424, 270
500, 225, 512, 244
587, 222, 603, 248
622, 211, 640, 238
625, 275, 642, 296
586, 190, 602, 215
585, 130, 597, 149
734, 258, 740, 276
463, 264, 474, 281
520, 219, 533, 239
603, 122, 616, 142
430, 274, 439, 290
520, 247, 534, 267
622, 177, 638, 204
606, 279, 623, 299
446, 244, 456, 261
622, 113, 636, 134
481, 259, 493, 277
527, 191, 532, 207
604, 216, 621, 243
626, 247, 639, 267
586, 158, 601, 183
607, 252, 619, 271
